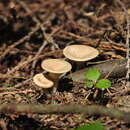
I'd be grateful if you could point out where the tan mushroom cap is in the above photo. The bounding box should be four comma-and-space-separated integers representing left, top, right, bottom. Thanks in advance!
41, 59, 72, 74
33, 73, 53, 88
63, 45, 99, 61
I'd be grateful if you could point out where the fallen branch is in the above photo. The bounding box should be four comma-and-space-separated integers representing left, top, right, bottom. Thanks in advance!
0, 104, 130, 123
67, 59, 127, 81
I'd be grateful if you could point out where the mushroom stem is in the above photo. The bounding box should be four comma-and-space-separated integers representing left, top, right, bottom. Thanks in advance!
47, 73, 60, 94
76, 61, 85, 70
52, 80, 59, 94
39, 89, 51, 98
44, 89, 52, 98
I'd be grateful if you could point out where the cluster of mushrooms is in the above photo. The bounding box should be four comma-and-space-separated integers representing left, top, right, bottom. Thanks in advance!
33, 45, 99, 95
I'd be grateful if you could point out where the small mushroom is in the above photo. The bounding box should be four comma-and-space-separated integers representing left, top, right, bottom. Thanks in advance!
33, 73, 54, 96
41, 59, 72, 94
63, 45, 99, 69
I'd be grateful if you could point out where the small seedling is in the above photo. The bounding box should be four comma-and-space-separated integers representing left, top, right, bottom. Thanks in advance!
76, 121, 104, 130
85, 68, 101, 83
96, 79, 111, 90
84, 68, 111, 97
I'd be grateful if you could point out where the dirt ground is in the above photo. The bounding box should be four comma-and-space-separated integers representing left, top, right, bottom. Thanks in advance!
0, 0, 129, 130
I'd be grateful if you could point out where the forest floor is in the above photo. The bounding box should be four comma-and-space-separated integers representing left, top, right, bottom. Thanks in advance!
0, 0, 129, 130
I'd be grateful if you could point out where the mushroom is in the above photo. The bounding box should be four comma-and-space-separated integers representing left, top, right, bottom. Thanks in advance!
41, 59, 72, 94
63, 45, 99, 69
33, 73, 54, 96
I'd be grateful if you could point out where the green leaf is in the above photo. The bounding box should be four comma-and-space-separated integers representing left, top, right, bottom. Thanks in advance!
84, 81, 94, 87
96, 79, 111, 90
85, 68, 100, 82
76, 121, 104, 130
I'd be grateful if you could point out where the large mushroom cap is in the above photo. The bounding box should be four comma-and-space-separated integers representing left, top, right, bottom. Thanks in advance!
33, 73, 53, 88
41, 59, 72, 74
63, 45, 99, 62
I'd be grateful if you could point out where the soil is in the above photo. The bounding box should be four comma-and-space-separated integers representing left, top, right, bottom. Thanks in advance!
0, 0, 129, 130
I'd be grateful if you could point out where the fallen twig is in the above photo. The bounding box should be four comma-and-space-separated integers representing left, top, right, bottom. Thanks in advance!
115, 0, 130, 87
0, 89, 34, 96
0, 104, 130, 123
16, 0, 60, 76
0, 25, 40, 62
0, 50, 62, 79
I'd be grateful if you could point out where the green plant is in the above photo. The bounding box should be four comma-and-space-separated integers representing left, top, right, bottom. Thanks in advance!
76, 121, 104, 130
84, 68, 111, 90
